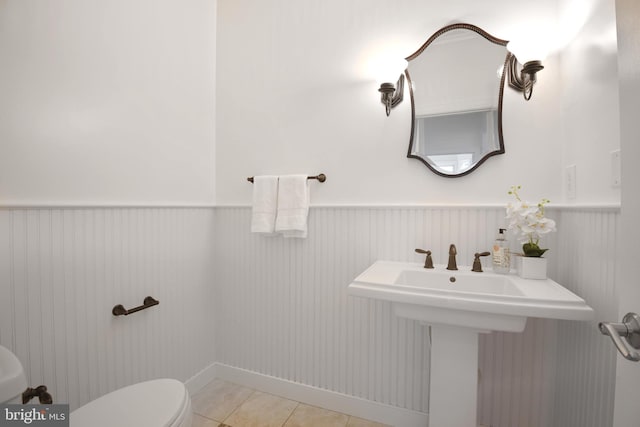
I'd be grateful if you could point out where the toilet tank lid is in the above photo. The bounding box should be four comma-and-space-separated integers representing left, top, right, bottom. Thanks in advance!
70, 379, 189, 427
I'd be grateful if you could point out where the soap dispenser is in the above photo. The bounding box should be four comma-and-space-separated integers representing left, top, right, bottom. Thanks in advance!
492, 228, 511, 274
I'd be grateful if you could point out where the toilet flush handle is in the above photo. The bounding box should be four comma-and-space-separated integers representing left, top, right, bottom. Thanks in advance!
22, 385, 53, 404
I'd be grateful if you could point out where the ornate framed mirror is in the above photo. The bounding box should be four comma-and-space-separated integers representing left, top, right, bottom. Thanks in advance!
406, 23, 511, 177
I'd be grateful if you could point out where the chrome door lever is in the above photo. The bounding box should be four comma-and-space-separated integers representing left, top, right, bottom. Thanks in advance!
599, 312, 640, 362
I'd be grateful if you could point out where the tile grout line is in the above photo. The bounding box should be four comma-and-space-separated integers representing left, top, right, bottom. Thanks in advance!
221, 389, 259, 425
280, 401, 301, 427
195, 379, 388, 427
191, 405, 223, 424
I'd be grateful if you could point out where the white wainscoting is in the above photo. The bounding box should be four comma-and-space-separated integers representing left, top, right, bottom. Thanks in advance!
0, 205, 618, 427
551, 208, 619, 427
214, 206, 619, 426
0, 208, 216, 410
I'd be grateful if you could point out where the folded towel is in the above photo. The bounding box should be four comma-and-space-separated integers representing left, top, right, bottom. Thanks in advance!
251, 175, 279, 234
275, 174, 310, 238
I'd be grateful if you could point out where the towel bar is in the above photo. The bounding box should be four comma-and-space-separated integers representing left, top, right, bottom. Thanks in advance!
112, 296, 159, 316
247, 173, 326, 183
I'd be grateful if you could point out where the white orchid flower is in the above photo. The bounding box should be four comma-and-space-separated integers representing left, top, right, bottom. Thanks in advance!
505, 186, 556, 250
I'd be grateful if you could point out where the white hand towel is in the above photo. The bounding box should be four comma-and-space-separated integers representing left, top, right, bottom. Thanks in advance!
251, 175, 279, 234
275, 174, 310, 238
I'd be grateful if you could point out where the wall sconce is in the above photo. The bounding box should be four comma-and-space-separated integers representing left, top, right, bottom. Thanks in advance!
379, 74, 405, 116
506, 41, 545, 101
377, 59, 407, 116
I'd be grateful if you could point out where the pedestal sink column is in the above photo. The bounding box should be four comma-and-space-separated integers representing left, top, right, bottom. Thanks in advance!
428, 325, 480, 427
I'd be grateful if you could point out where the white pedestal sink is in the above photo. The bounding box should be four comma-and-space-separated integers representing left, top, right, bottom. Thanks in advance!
348, 261, 594, 427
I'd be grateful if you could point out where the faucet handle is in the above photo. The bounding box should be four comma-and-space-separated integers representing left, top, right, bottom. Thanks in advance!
415, 248, 434, 269
472, 252, 491, 272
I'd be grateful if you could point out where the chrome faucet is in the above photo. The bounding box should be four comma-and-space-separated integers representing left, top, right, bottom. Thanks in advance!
447, 244, 458, 270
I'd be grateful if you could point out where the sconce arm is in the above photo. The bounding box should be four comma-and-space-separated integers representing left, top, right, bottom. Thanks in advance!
507, 54, 544, 101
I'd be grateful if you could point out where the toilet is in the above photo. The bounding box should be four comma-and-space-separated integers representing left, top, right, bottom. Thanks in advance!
0, 345, 192, 427
71, 378, 192, 427
0, 345, 28, 404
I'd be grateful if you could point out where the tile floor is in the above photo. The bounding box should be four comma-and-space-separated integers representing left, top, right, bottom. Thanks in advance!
191, 378, 390, 427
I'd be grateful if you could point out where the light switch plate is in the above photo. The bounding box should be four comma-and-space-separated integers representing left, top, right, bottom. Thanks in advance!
566, 164, 577, 199
611, 149, 621, 187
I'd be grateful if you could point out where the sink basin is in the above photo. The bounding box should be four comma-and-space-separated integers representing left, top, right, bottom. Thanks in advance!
349, 260, 594, 427
348, 260, 593, 332
0, 345, 27, 403
396, 268, 524, 296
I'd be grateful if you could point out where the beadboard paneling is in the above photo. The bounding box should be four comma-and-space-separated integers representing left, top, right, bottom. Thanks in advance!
0, 208, 216, 410
0, 205, 618, 427
214, 207, 433, 412
214, 206, 603, 426
551, 209, 619, 427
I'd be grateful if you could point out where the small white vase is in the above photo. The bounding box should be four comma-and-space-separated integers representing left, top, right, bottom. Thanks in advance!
516, 255, 547, 280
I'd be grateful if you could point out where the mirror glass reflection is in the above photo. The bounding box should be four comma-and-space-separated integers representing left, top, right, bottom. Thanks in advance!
406, 24, 510, 177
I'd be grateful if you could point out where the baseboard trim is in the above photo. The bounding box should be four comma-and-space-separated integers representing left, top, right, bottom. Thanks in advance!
184, 362, 219, 396
186, 362, 428, 427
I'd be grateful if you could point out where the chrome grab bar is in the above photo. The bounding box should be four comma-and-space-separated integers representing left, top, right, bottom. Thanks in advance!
599, 312, 640, 362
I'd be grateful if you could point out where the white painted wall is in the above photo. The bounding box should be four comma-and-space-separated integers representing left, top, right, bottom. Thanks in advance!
0, 0, 620, 207
215, 0, 618, 206
0, 0, 217, 205
558, 0, 621, 205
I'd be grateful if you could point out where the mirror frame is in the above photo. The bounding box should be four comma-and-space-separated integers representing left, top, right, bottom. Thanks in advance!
405, 23, 511, 178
